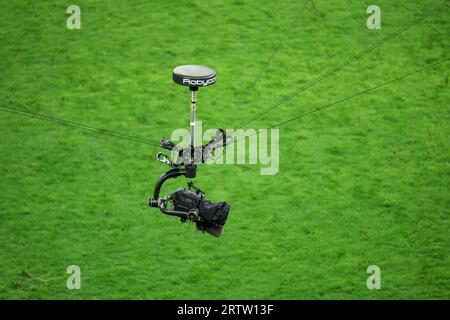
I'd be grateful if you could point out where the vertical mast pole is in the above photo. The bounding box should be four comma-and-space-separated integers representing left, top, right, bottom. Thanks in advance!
190, 88, 197, 164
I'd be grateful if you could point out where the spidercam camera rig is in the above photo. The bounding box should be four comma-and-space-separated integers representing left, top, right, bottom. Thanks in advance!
149, 65, 231, 237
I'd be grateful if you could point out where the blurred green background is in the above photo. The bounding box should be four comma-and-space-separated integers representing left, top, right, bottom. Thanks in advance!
0, 0, 448, 299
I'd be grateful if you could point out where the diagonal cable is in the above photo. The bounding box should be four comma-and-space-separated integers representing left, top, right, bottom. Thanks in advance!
229, 0, 311, 125
235, 1, 449, 129
227, 58, 448, 148
0, 101, 160, 147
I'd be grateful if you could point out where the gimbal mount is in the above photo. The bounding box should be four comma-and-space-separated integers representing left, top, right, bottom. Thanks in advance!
149, 65, 231, 237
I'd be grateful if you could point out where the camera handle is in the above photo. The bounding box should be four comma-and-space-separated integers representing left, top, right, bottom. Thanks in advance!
149, 167, 198, 219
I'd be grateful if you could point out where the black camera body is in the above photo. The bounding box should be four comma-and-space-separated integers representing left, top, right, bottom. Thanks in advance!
170, 188, 230, 237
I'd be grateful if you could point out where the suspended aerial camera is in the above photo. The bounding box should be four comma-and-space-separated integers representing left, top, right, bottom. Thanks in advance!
149, 65, 231, 237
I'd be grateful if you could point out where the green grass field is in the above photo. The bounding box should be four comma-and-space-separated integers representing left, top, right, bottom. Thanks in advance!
0, 0, 449, 299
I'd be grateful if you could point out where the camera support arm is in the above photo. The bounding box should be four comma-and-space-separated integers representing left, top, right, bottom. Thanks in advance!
149, 168, 190, 219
